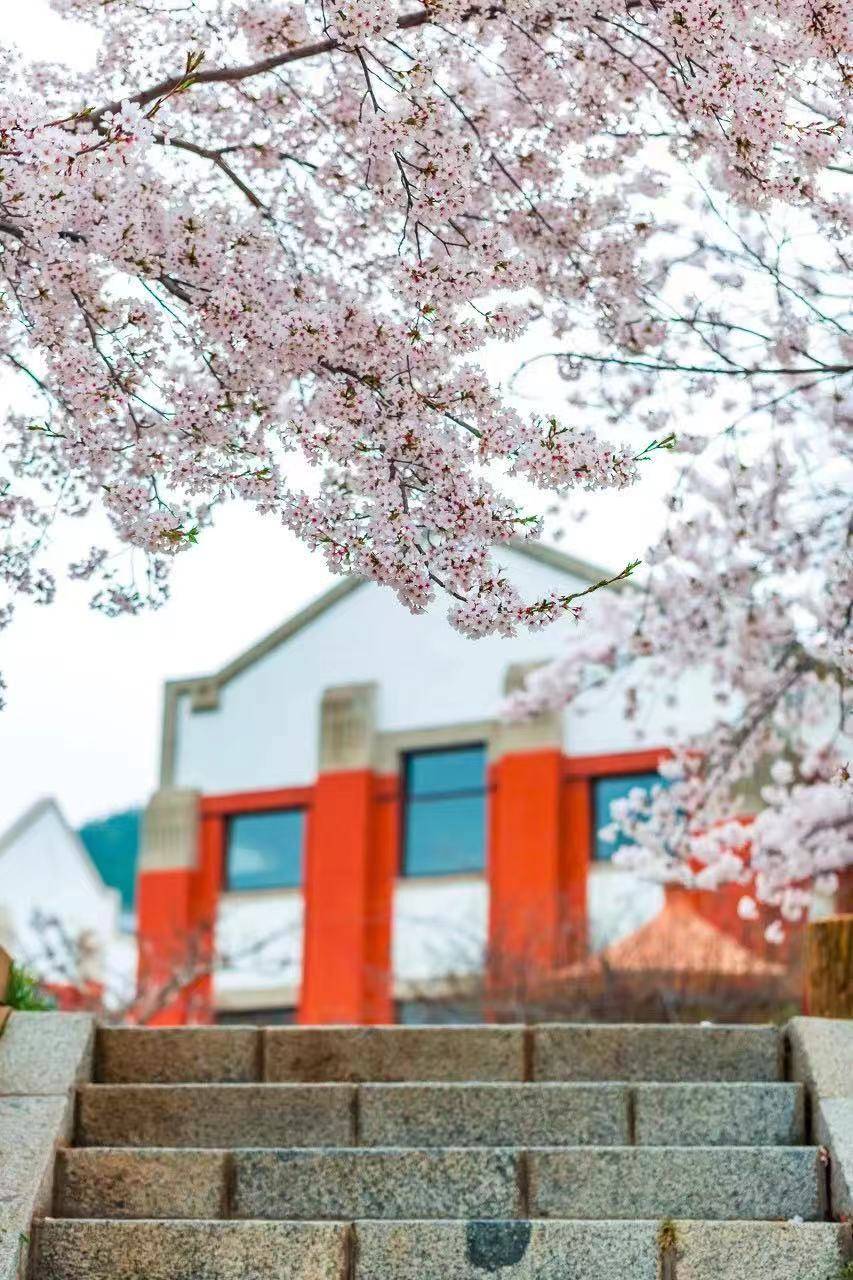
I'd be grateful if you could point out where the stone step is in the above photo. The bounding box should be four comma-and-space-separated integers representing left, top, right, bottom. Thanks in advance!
77, 1083, 354, 1149
356, 1220, 852, 1280
56, 1148, 228, 1220
527, 1146, 823, 1221
631, 1081, 804, 1146
34, 1219, 347, 1280
33, 1218, 853, 1280
56, 1144, 822, 1223
75, 1080, 803, 1150
76, 1083, 627, 1149
57, 1147, 521, 1221
94, 1024, 782, 1084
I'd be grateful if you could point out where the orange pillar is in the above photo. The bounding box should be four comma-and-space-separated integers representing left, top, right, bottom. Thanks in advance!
136, 868, 195, 1025
298, 681, 393, 1025
185, 812, 223, 1020
136, 788, 216, 1025
562, 776, 592, 940
299, 769, 393, 1024
365, 773, 399, 1022
489, 749, 586, 989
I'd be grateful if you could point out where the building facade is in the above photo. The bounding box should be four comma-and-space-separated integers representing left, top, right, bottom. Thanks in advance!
0, 799, 136, 1005
138, 542, 720, 1025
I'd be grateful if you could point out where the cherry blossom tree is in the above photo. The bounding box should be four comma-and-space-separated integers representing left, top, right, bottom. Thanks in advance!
2, 1, 851, 919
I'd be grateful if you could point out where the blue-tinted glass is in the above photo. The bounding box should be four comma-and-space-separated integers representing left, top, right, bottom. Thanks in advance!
407, 746, 485, 798
227, 810, 304, 890
404, 794, 486, 875
397, 1000, 482, 1024
593, 771, 663, 861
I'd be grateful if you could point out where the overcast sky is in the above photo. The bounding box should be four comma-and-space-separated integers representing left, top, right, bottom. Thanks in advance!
0, 3, 676, 833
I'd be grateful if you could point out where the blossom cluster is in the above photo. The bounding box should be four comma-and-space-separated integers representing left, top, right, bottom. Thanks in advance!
1, 1, 851, 906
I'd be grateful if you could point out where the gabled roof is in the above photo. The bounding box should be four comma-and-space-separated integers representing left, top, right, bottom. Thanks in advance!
562, 895, 786, 980
159, 537, 620, 785
0, 797, 114, 902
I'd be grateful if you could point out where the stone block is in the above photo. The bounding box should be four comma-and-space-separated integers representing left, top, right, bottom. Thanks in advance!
138, 789, 199, 873
96, 1028, 260, 1083
359, 1083, 628, 1147
319, 683, 376, 771
0, 1013, 94, 1096
233, 1147, 520, 1220
0, 1095, 72, 1214
0, 1201, 29, 1280
633, 1082, 804, 1146
264, 1026, 525, 1082
816, 1098, 853, 1218
34, 1219, 347, 1280
354, 1219, 661, 1280
533, 1024, 781, 1082
528, 1146, 822, 1220
77, 1084, 354, 1148
56, 1148, 227, 1219
787, 1017, 853, 1099
673, 1220, 853, 1280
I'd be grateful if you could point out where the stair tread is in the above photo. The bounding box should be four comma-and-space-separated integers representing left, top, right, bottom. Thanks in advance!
38, 1025, 846, 1280
94, 1024, 783, 1084
35, 1218, 853, 1280
56, 1145, 824, 1222
74, 1080, 805, 1150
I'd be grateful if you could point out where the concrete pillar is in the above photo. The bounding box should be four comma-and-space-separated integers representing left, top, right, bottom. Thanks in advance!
136, 788, 212, 1025
299, 684, 394, 1024
488, 665, 586, 1001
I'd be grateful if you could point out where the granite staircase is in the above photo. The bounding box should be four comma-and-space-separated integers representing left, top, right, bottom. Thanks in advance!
31, 1024, 853, 1280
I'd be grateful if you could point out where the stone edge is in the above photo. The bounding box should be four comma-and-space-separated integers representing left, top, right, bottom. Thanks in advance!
786, 1016, 853, 1219
0, 1012, 95, 1280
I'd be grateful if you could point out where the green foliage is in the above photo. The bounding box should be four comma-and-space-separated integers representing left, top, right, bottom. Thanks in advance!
5, 964, 55, 1012
832, 1263, 853, 1279
78, 808, 141, 910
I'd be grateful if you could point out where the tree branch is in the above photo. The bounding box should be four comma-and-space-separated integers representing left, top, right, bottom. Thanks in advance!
88, 7, 448, 124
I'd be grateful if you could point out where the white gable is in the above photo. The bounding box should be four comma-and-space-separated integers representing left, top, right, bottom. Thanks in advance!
0, 800, 121, 981
171, 544, 718, 793
173, 546, 580, 791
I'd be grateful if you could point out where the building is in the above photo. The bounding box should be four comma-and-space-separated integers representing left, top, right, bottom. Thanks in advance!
138, 540, 727, 1025
0, 798, 136, 1006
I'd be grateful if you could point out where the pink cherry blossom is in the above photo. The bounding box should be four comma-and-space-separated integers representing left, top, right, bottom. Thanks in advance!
1, 1, 851, 911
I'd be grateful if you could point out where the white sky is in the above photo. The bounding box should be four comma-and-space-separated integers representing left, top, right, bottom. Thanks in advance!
0, 2, 677, 832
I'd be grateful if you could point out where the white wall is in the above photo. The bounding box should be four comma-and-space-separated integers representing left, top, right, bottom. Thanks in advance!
588, 866, 665, 951
388, 871, 664, 985
173, 547, 715, 792
208, 869, 664, 998
0, 801, 125, 987
172, 548, 580, 791
213, 889, 303, 1010
565, 658, 719, 756
392, 876, 488, 989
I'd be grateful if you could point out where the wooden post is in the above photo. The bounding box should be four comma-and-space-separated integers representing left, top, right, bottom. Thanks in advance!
806, 915, 853, 1018
0, 945, 12, 1033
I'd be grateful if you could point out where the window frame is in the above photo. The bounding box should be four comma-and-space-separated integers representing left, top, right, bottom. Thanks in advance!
591, 769, 664, 863
562, 750, 669, 869
223, 805, 307, 894
400, 741, 488, 879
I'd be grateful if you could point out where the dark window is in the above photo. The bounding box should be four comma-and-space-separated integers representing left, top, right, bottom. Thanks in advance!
396, 998, 483, 1025
402, 745, 487, 876
593, 771, 663, 861
215, 1007, 296, 1026
226, 809, 305, 891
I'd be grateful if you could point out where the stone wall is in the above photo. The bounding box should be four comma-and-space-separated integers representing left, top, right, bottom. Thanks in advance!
0, 1013, 94, 1280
